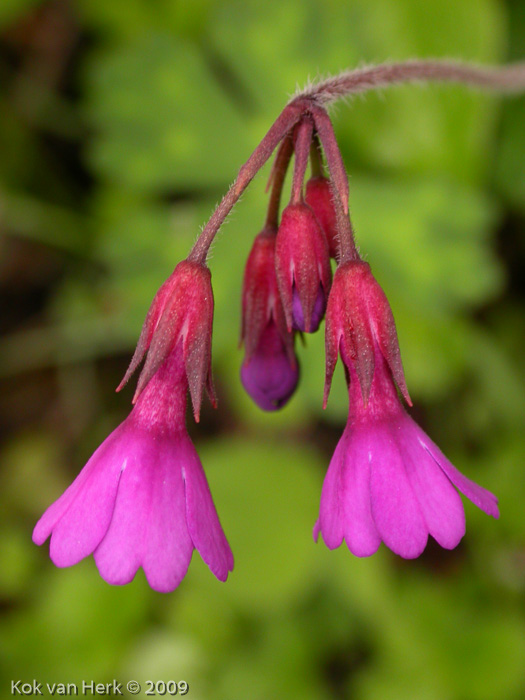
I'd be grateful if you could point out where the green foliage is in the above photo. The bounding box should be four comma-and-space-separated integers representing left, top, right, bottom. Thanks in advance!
1, 0, 525, 699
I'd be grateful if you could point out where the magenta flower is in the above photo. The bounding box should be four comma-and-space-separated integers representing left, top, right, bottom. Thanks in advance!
240, 228, 299, 410
315, 261, 499, 558
33, 261, 233, 592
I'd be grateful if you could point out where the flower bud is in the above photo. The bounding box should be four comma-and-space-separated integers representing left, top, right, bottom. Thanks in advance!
240, 228, 299, 410
241, 321, 299, 411
305, 176, 339, 258
275, 203, 331, 333
118, 259, 216, 422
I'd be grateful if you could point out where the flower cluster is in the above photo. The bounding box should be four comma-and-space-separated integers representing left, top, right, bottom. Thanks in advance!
34, 71, 503, 592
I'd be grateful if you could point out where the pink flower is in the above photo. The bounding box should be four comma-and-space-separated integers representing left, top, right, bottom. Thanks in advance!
315, 261, 498, 558
33, 350, 233, 592
33, 260, 233, 592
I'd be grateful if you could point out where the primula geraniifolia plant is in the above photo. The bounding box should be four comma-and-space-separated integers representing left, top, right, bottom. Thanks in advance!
34, 60, 525, 592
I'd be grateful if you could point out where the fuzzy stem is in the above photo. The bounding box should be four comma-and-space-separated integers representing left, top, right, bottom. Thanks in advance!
309, 103, 358, 263
296, 59, 525, 104
265, 134, 294, 228
291, 117, 314, 204
188, 100, 308, 264
189, 60, 525, 264
310, 103, 349, 214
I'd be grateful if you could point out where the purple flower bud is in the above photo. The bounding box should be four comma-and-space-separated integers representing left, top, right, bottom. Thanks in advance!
240, 228, 299, 410
241, 321, 299, 411
292, 283, 326, 333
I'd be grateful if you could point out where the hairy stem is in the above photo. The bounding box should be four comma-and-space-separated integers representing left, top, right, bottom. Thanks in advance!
189, 60, 525, 265
310, 103, 349, 214
309, 104, 358, 262
188, 99, 308, 265
265, 134, 294, 228
291, 117, 313, 204
296, 59, 525, 105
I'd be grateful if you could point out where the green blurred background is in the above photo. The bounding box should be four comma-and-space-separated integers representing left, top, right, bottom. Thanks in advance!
1, 0, 524, 698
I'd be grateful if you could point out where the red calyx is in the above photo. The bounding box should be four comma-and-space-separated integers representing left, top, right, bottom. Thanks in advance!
324, 260, 411, 409
117, 259, 216, 422
275, 202, 331, 333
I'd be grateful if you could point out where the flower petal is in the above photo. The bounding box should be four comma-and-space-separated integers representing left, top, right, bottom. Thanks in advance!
316, 431, 346, 550
292, 283, 326, 333
32, 465, 96, 548
241, 322, 298, 411
183, 438, 234, 582
32, 424, 124, 547
341, 429, 381, 557
398, 416, 465, 550
370, 424, 428, 558
140, 439, 194, 593
43, 423, 130, 567
414, 424, 499, 519
93, 451, 151, 587
94, 432, 194, 593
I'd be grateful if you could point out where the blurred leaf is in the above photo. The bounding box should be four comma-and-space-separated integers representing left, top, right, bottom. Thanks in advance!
1, 430, 68, 518
213, 615, 331, 700
352, 176, 502, 398
0, 189, 88, 253
85, 34, 251, 191
0, 0, 42, 28
77, 0, 213, 41
0, 525, 37, 598
121, 631, 203, 699
212, 0, 505, 183
494, 96, 525, 211
0, 564, 151, 682
494, 1, 525, 210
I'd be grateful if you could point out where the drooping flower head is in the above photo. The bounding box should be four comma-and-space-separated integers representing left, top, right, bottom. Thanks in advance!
275, 202, 331, 333
240, 227, 299, 410
316, 260, 498, 558
34, 260, 233, 592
